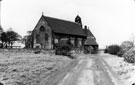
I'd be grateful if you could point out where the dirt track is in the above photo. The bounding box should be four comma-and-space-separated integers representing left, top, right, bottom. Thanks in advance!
47, 54, 126, 85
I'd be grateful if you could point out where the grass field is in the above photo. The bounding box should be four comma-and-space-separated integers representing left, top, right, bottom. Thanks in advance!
0, 50, 73, 85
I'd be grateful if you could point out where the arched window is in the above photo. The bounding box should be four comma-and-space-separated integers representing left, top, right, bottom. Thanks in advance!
36, 34, 40, 43
39, 26, 45, 32
45, 33, 48, 41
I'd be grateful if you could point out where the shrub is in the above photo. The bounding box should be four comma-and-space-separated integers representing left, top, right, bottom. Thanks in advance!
120, 41, 134, 52
55, 40, 73, 56
117, 41, 134, 57
84, 46, 94, 54
104, 48, 108, 53
105, 45, 121, 55
123, 47, 135, 63
117, 49, 125, 57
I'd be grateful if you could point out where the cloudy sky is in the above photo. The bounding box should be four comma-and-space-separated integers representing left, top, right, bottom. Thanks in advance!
1, 0, 135, 48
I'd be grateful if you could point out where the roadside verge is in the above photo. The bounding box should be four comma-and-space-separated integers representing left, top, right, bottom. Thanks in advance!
40, 58, 79, 85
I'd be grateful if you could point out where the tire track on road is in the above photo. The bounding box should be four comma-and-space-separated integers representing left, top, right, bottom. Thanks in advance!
58, 59, 88, 85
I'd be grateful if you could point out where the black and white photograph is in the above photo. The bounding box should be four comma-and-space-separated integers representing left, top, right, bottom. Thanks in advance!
0, 0, 135, 85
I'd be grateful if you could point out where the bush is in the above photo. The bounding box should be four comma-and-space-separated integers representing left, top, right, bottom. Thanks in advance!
117, 49, 125, 57
120, 41, 134, 52
84, 46, 94, 54
104, 48, 108, 53
55, 40, 73, 56
123, 47, 135, 63
105, 45, 121, 55
117, 41, 134, 57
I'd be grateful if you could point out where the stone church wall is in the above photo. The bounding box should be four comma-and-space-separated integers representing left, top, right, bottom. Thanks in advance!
33, 16, 52, 49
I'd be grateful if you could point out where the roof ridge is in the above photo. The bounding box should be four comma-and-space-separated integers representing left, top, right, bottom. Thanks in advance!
41, 15, 87, 36
43, 15, 79, 25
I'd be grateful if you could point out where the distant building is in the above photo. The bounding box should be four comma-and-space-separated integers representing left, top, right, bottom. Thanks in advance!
12, 41, 25, 48
27, 15, 98, 52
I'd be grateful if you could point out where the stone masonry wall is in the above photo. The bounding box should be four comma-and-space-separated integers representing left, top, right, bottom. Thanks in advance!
33, 16, 52, 49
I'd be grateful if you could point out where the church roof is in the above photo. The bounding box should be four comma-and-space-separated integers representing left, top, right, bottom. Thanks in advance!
43, 15, 86, 37
87, 29, 95, 38
85, 37, 98, 46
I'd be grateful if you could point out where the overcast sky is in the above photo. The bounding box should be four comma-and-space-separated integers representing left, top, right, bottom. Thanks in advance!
1, 0, 135, 48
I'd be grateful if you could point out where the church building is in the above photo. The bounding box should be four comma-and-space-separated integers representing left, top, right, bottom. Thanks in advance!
28, 14, 98, 52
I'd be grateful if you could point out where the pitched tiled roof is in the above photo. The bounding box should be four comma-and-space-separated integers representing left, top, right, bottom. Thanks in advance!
85, 37, 98, 46
43, 16, 86, 36
87, 29, 95, 37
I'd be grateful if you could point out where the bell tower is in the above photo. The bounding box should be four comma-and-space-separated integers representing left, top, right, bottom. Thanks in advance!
75, 15, 82, 27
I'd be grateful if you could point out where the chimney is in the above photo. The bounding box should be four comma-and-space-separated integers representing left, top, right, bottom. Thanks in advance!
84, 25, 88, 36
